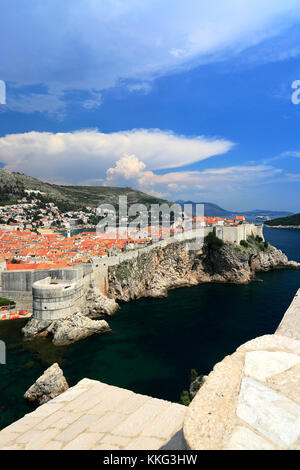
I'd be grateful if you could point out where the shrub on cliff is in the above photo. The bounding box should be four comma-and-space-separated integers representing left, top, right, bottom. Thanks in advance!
179, 390, 191, 406
240, 240, 249, 248
246, 235, 268, 251
190, 368, 198, 382
204, 232, 224, 251
247, 234, 255, 244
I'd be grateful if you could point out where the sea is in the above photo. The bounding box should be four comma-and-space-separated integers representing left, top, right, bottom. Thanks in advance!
0, 226, 299, 430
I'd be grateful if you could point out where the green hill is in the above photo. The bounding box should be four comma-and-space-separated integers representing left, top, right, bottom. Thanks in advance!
265, 213, 300, 227
0, 169, 170, 211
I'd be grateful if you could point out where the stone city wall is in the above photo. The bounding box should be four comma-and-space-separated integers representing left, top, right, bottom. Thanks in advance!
0, 224, 262, 316
1, 265, 86, 293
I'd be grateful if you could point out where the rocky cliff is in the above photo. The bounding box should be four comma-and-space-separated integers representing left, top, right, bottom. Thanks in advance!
108, 239, 299, 302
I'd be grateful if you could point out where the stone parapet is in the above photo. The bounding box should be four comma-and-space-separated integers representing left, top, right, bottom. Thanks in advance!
276, 288, 300, 340
183, 334, 300, 450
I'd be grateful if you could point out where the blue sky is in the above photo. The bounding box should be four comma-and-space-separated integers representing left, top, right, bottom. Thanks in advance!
0, 1, 300, 211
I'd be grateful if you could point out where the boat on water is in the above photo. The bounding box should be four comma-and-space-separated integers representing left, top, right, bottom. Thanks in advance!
0, 310, 30, 321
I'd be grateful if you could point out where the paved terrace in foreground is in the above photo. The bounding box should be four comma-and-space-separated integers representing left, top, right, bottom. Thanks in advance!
0, 379, 186, 450
0, 288, 299, 450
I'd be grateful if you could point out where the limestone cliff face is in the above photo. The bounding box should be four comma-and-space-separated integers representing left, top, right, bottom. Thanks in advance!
108, 240, 299, 302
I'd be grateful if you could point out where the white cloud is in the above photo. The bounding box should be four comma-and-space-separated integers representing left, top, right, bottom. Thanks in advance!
3, 92, 67, 119
127, 82, 152, 95
1, 1, 300, 113
82, 91, 103, 110
0, 126, 289, 204
0, 128, 233, 184
104, 154, 282, 198
106, 154, 146, 181
285, 172, 300, 180
263, 150, 300, 164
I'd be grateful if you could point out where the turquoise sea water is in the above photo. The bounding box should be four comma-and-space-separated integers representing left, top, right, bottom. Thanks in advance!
0, 226, 299, 430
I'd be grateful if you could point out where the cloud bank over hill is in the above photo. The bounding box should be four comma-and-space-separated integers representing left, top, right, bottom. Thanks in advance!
0, 128, 233, 184
0, 128, 286, 201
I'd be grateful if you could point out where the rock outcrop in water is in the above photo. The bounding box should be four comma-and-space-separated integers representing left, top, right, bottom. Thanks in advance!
83, 291, 119, 318
108, 240, 299, 302
23, 312, 110, 346
22, 318, 52, 339
24, 363, 69, 405
49, 313, 111, 346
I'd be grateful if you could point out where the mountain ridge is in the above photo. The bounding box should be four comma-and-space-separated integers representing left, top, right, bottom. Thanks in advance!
0, 169, 294, 218
175, 200, 293, 220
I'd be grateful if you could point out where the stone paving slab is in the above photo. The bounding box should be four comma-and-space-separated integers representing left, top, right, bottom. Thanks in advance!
0, 379, 187, 450
183, 334, 300, 450
237, 377, 300, 447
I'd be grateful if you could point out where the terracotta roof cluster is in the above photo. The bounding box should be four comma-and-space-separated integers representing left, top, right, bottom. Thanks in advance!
0, 230, 148, 270
192, 215, 245, 225
0, 214, 246, 270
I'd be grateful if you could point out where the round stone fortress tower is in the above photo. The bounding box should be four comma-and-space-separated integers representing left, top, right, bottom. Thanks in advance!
32, 277, 83, 320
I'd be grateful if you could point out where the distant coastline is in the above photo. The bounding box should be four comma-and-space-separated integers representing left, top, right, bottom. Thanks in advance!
267, 225, 300, 230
